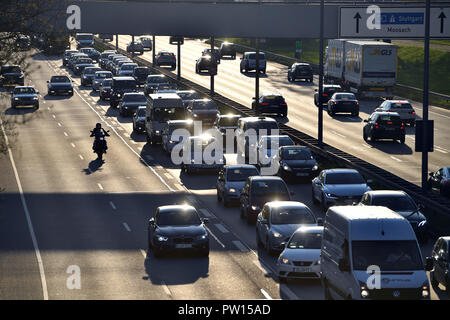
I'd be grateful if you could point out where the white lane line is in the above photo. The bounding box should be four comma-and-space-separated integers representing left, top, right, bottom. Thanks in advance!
204, 225, 226, 248
164, 172, 173, 179
232, 240, 249, 252
0, 119, 48, 300
280, 284, 300, 300
78, 154, 84, 160
109, 201, 117, 210
253, 260, 271, 275
214, 223, 229, 234
407, 136, 415, 140
57, 122, 62, 127
52, 114, 56, 119
161, 281, 172, 296
97, 183, 104, 190
42, 101, 46, 104
122, 222, 131, 232
71, 143, 76, 148
361, 143, 371, 149
260, 289, 272, 300
390, 156, 402, 162
140, 249, 147, 258
199, 208, 211, 217
435, 146, 449, 153
174, 183, 185, 191
331, 130, 346, 138
63, 132, 68, 137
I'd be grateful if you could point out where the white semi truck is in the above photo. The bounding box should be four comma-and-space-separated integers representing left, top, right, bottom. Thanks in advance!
324, 39, 397, 99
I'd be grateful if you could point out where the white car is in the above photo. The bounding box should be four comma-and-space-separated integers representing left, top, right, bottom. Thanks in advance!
277, 226, 323, 283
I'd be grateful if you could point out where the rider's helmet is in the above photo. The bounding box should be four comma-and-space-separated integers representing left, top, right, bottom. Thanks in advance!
96, 123, 101, 129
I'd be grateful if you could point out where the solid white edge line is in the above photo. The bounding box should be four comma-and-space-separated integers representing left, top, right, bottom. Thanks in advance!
0, 119, 49, 300
109, 201, 117, 210
260, 289, 272, 300
161, 280, 172, 296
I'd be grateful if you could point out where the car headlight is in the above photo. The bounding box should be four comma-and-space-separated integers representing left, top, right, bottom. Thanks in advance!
191, 159, 196, 164
169, 140, 176, 144
197, 234, 208, 240
283, 165, 291, 171
193, 114, 198, 118
156, 235, 168, 242
314, 259, 321, 265
421, 281, 429, 298
33, 97, 38, 100
280, 258, 290, 265
154, 130, 160, 135
228, 188, 236, 193
326, 193, 338, 198
312, 165, 319, 171
251, 205, 260, 212
14, 97, 19, 100
272, 232, 283, 238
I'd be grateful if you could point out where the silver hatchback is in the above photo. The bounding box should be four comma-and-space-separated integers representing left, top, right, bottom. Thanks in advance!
375, 100, 416, 126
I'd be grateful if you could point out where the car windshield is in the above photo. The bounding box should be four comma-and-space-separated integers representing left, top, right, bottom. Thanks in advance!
218, 117, 239, 127
324, 87, 340, 94
77, 59, 92, 64
136, 108, 146, 117
95, 73, 111, 79
271, 207, 315, 225
102, 79, 112, 87
281, 148, 313, 160
193, 101, 217, 110
287, 232, 322, 249
84, 68, 100, 74
123, 94, 146, 103
14, 87, 35, 94
135, 68, 150, 75
148, 76, 167, 84
325, 172, 365, 185
51, 76, 70, 83
177, 91, 199, 101
296, 65, 312, 71
335, 94, 356, 100
1, 66, 21, 74
160, 52, 174, 57
261, 137, 293, 149
248, 53, 265, 60
352, 240, 423, 271
226, 167, 259, 182
252, 180, 288, 197
153, 107, 185, 122
371, 195, 417, 211
112, 80, 136, 90
77, 34, 93, 41
157, 209, 201, 226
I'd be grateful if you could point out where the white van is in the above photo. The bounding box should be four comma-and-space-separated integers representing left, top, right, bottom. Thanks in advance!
145, 93, 185, 145
321, 206, 433, 300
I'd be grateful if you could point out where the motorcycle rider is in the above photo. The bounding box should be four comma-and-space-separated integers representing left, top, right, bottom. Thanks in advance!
90, 123, 110, 156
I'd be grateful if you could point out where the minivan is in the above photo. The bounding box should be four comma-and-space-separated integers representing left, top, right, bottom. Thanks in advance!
321, 206, 433, 300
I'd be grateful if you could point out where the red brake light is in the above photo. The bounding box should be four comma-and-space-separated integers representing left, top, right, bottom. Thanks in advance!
334, 101, 337, 105
260, 102, 269, 106
411, 111, 416, 114
280, 103, 287, 106
355, 101, 359, 105
387, 122, 392, 125
322, 93, 328, 97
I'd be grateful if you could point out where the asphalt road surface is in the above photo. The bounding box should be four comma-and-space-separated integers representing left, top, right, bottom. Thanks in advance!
0, 49, 447, 300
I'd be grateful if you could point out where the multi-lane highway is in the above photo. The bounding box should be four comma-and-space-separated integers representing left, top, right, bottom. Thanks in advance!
115, 35, 450, 186
0, 46, 448, 300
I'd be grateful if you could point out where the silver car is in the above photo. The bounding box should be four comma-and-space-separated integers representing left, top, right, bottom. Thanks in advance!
375, 100, 416, 126
256, 201, 319, 255
92, 71, 112, 91
216, 165, 260, 207
139, 36, 153, 51
312, 169, 372, 212
277, 226, 323, 282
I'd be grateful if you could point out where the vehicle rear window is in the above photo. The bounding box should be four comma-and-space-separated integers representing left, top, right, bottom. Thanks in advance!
324, 87, 340, 94
134, 68, 150, 75
271, 207, 315, 225
218, 117, 239, 127
76, 34, 93, 41
160, 52, 174, 57
252, 180, 288, 197
335, 94, 356, 100
281, 148, 313, 160
137, 108, 146, 117
390, 103, 413, 110
112, 79, 136, 89
248, 53, 266, 60
84, 68, 101, 74
226, 167, 259, 182
95, 72, 112, 79
121, 64, 137, 70
123, 94, 146, 102
377, 115, 401, 124
325, 172, 365, 185
77, 59, 92, 64
296, 65, 312, 71
263, 95, 285, 104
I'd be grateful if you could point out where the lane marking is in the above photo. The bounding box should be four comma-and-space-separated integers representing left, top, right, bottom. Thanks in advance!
57, 122, 62, 127
161, 281, 172, 296
390, 156, 402, 162
63, 132, 68, 137
52, 114, 56, 119
174, 183, 184, 191
122, 222, 131, 232
199, 208, 211, 217
214, 223, 229, 234
140, 249, 147, 258
280, 284, 300, 300
0, 119, 49, 300
253, 260, 271, 275
109, 201, 117, 210
260, 289, 272, 300
331, 130, 346, 138
204, 225, 225, 248
164, 172, 173, 179
97, 183, 104, 190
232, 240, 249, 252
78, 154, 84, 160
71, 143, 76, 148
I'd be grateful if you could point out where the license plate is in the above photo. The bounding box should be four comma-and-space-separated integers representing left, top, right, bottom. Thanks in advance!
384, 127, 395, 131
175, 244, 192, 248
294, 267, 311, 273
296, 173, 309, 176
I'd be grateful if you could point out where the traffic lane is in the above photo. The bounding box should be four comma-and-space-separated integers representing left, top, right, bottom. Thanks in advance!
39, 54, 282, 300
0, 128, 44, 299
119, 36, 447, 183
4, 54, 174, 299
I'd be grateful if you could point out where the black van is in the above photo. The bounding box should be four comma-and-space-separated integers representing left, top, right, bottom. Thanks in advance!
110, 76, 137, 108
288, 63, 313, 82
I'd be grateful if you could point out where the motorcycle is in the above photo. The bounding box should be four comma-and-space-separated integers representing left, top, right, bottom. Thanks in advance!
90, 129, 110, 160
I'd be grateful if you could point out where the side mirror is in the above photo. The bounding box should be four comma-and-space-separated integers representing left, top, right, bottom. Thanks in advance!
363, 119, 368, 123
148, 218, 155, 226
338, 259, 350, 272
425, 257, 434, 271
202, 218, 209, 224
317, 218, 324, 226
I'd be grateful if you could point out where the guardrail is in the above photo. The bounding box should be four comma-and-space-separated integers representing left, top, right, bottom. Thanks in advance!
96, 38, 450, 236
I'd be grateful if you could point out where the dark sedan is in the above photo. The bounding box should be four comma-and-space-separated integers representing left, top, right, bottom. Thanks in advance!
99, 78, 113, 100
275, 146, 319, 182
63, 50, 79, 66
148, 205, 210, 257
202, 48, 221, 64
288, 63, 313, 82
252, 93, 288, 118
11, 86, 39, 109
363, 112, 405, 144
327, 92, 359, 117
219, 42, 236, 59
0, 65, 24, 87
47, 75, 73, 96
314, 84, 341, 106
155, 51, 176, 68
132, 67, 151, 86
79, 47, 100, 62
195, 56, 217, 75
73, 58, 94, 76
429, 166, 450, 197
186, 99, 220, 127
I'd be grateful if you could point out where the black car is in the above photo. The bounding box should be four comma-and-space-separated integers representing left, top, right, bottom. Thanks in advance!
288, 63, 313, 82
155, 51, 176, 68
99, 78, 113, 101
202, 48, 221, 64
132, 67, 151, 86
252, 93, 288, 117
219, 42, 236, 59
79, 47, 100, 62
275, 146, 319, 182
126, 41, 144, 55
430, 237, 450, 293
73, 58, 94, 76
148, 205, 209, 257
327, 92, 359, 117
169, 36, 184, 45
240, 176, 292, 224
110, 76, 137, 108
63, 50, 79, 66
195, 56, 217, 75
99, 34, 114, 42
213, 114, 241, 151
144, 74, 169, 95
11, 86, 39, 109
428, 166, 450, 197
186, 99, 220, 127
132, 106, 147, 133
81, 67, 102, 86
363, 112, 405, 144
47, 75, 73, 96
314, 84, 341, 106
176, 90, 200, 108
0, 65, 24, 87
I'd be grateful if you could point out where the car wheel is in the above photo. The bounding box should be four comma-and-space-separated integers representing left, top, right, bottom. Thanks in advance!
266, 238, 277, 256
430, 271, 438, 287
446, 277, 450, 294
352, 111, 359, 117
200, 247, 209, 257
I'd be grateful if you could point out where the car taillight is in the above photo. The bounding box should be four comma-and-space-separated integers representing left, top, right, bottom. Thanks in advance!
334, 101, 337, 105
260, 102, 269, 106
400, 122, 405, 130
355, 101, 359, 105
387, 122, 392, 125
411, 111, 416, 114
280, 103, 287, 106
322, 93, 328, 97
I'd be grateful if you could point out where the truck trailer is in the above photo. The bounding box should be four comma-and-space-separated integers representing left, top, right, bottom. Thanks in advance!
324, 39, 397, 99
